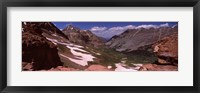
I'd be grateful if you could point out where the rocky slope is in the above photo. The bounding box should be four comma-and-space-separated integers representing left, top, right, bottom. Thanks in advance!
22, 22, 64, 70
106, 26, 178, 52
22, 22, 68, 39
62, 25, 104, 47
152, 32, 178, 65
139, 32, 178, 71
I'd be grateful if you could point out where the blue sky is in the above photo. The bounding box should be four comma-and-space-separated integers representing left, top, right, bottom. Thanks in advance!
52, 22, 178, 30
52, 22, 178, 39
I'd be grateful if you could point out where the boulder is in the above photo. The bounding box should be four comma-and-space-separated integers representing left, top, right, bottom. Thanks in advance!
85, 65, 111, 71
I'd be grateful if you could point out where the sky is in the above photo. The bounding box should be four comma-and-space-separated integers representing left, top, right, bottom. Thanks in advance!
53, 22, 177, 30
52, 22, 178, 39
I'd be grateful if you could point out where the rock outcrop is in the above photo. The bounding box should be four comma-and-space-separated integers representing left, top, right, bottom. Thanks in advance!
139, 64, 178, 71
22, 22, 63, 70
139, 32, 178, 71
85, 65, 111, 71
152, 32, 178, 65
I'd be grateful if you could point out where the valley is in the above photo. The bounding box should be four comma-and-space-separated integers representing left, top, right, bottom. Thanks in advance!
22, 22, 178, 71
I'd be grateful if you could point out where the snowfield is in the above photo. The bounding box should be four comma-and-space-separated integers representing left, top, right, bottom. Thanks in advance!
46, 37, 95, 66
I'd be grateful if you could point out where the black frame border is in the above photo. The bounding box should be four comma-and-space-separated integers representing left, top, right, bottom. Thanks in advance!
0, 0, 200, 93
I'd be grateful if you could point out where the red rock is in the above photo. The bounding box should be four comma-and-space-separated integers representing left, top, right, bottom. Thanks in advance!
140, 64, 178, 71
85, 65, 112, 71
152, 32, 178, 65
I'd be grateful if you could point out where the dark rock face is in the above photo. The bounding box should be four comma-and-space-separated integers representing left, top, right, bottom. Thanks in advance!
152, 32, 178, 65
22, 22, 63, 70
106, 27, 178, 52
62, 25, 104, 47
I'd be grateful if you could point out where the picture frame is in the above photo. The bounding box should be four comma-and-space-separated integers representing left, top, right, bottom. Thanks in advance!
0, 0, 199, 93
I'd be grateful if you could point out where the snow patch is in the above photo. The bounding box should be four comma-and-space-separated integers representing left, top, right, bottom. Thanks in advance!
46, 37, 95, 66
107, 66, 112, 69
52, 34, 57, 36
115, 63, 138, 71
96, 53, 101, 55
132, 64, 143, 67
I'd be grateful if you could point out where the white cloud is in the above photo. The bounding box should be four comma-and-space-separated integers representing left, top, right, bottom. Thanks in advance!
90, 25, 136, 39
160, 23, 169, 27
135, 24, 158, 29
90, 27, 107, 32
108, 25, 136, 31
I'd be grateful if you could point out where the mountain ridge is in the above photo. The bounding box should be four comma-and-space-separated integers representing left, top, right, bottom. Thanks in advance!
62, 25, 104, 47
106, 26, 178, 52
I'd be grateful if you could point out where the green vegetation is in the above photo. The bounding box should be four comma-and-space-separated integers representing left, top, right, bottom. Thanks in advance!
57, 42, 157, 69
125, 53, 157, 66
83, 45, 157, 67
82, 45, 123, 67
57, 44, 71, 54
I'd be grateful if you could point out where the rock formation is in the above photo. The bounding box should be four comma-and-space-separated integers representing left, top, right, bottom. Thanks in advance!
22, 22, 64, 70
152, 32, 178, 65
139, 32, 178, 71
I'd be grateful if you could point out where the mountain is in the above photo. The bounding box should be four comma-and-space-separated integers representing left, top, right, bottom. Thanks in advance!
106, 27, 178, 52
62, 25, 104, 47
22, 23, 117, 70
22, 22, 64, 70
22, 22, 178, 71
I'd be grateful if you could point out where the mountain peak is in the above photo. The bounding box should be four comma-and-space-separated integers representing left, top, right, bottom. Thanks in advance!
63, 25, 80, 32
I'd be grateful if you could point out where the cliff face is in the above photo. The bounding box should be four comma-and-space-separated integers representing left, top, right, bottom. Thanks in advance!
106, 27, 178, 52
152, 32, 178, 65
139, 32, 178, 71
22, 22, 63, 70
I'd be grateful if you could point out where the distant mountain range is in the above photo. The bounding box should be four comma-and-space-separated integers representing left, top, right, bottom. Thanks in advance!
90, 23, 177, 40
106, 26, 178, 52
